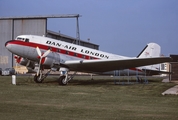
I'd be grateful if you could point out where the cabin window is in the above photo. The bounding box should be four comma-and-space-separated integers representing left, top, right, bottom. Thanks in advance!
57, 49, 60, 52
25, 38, 29, 42
66, 51, 69, 55
82, 55, 86, 59
90, 57, 93, 60
74, 53, 77, 57
48, 47, 51, 50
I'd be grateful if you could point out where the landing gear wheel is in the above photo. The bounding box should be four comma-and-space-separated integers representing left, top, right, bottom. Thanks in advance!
34, 74, 44, 83
58, 76, 67, 85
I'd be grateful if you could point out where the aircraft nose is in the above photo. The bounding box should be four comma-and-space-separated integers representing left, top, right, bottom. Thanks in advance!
5, 40, 12, 49
5, 41, 9, 47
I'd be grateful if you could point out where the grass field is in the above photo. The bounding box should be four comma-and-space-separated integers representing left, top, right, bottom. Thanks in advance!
0, 75, 178, 120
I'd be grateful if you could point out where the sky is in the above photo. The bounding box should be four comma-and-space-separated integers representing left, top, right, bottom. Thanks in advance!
0, 0, 178, 57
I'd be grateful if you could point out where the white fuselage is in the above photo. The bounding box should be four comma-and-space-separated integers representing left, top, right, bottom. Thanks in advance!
5, 35, 148, 76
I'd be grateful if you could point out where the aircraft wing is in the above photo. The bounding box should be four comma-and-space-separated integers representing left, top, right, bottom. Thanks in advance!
63, 57, 172, 73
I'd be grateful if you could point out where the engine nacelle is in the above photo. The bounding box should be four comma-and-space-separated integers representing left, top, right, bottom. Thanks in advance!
41, 52, 60, 68
14, 55, 35, 69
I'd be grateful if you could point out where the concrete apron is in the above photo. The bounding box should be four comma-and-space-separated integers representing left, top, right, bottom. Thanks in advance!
162, 85, 178, 95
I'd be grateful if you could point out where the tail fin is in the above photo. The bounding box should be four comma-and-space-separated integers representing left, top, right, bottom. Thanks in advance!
137, 43, 161, 58
137, 43, 161, 71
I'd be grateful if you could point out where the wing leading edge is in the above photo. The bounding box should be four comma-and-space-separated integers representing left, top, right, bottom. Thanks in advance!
63, 57, 172, 73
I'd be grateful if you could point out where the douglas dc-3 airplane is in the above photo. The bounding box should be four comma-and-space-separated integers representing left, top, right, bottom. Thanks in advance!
5, 35, 171, 85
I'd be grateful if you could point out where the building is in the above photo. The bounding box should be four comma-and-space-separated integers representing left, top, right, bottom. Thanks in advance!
160, 55, 178, 81
47, 30, 99, 49
0, 15, 99, 70
160, 62, 170, 76
170, 55, 178, 81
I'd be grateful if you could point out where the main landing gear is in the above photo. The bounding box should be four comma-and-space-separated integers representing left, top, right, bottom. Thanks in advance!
33, 68, 74, 86
58, 68, 70, 86
58, 71, 77, 85
34, 69, 51, 83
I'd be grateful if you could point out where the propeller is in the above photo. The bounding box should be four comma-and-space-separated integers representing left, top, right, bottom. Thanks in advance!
36, 47, 50, 76
14, 55, 22, 64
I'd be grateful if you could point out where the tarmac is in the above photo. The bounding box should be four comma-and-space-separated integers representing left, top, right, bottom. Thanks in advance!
162, 78, 178, 95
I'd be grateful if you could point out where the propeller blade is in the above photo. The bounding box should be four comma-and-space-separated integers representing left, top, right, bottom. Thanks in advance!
37, 59, 41, 76
36, 47, 41, 57
42, 49, 50, 58
36, 47, 50, 77
36, 47, 42, 76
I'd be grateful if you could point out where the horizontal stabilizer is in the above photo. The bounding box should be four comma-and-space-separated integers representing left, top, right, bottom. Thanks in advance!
142, 68, 172, 76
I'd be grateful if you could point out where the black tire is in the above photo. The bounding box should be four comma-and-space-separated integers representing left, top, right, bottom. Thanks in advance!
58, 76, 67, 85
34, 74, 44, 83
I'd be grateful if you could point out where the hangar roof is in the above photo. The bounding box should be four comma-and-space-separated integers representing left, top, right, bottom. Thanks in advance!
0, 14, 80, 20
47, 30, 99, 50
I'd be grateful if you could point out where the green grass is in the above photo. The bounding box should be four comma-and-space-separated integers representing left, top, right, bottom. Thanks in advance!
0, 75, 178, 120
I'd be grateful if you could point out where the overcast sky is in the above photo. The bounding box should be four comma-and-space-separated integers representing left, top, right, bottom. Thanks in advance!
0, 0, 177, 57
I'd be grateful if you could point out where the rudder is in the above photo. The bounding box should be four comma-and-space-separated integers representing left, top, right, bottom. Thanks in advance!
137, 43, 161, 58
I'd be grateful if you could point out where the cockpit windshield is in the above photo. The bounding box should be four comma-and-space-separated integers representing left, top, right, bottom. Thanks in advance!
16, 37, 29, 42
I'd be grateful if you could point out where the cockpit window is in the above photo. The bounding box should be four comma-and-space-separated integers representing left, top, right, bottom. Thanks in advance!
25, 38, 29, 42
16, 37, 30, 42
17, 37, 23, 40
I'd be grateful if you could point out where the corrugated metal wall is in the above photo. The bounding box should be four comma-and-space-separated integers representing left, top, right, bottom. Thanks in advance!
0, 19, 46, 69
14, 19, 46, 38
0, 20, 13, 69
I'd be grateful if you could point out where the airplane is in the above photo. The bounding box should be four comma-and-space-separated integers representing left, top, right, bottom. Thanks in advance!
5, 35, 171, 85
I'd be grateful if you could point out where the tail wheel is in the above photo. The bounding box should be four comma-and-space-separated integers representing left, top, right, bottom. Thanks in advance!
34, 74, 44, 83
58, 76, 68, 85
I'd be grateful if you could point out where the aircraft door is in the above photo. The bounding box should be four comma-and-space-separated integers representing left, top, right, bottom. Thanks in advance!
52, 52, 60, 65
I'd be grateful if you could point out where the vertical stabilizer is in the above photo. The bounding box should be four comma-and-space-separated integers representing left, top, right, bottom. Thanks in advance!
137, 43, 161, 58
137, 43, 161, 71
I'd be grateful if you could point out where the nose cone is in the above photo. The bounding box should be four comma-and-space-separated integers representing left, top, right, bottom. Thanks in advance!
5, 41, 9, 47
5, 40, 13, 51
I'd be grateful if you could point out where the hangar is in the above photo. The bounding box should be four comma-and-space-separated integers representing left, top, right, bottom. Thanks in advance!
0, 15, 99, 69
